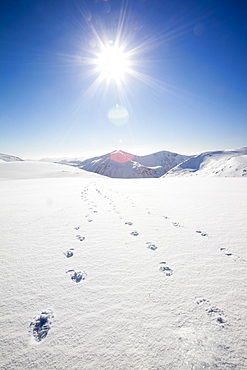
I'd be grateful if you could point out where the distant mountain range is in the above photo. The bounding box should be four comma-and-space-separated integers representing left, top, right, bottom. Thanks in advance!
1, 147, 246, 178
164, 147, 247, 177
40, 156, 85, 164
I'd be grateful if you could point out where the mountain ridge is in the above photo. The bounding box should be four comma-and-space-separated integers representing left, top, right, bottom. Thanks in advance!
164, 147, 247, 177
1, 147, 246, 178
0, 153, 24, 162
72, 149, 191, 178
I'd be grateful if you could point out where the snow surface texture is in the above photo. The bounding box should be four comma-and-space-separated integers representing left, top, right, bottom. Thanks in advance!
72, 150, 191, 178
0, 162, 247, 369
165, 147, 247, 178
0, 161, 104, 181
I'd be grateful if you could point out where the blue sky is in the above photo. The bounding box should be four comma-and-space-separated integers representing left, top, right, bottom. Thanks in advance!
1, 0, 246, 159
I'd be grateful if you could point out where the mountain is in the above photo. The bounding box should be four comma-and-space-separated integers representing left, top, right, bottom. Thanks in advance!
40, 156, 85, 164
73, 150, 191, 178
0, 153, 24, 162
164, 147, 247, 177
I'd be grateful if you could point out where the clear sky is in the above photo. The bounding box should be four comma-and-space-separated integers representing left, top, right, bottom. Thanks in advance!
1, 0, 246, 159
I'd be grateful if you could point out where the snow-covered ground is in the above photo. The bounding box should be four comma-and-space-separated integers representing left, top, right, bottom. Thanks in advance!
0, 161, 103, 181
0, 162, 247, 369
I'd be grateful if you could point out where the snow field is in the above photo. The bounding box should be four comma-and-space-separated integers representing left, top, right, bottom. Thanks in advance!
0, 176, 247, 369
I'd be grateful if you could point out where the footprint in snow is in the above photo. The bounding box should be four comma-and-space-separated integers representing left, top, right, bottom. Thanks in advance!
74, 226, 80, 230
30, 310, 54, 342
172, 222, 181, 227
125, 221, 133, 226
64, 248, 74, 258
219, 247, 243, 261
196, 230, 208, 237
76, 235, 85, 241
206, 306, 226, 325
196, 297, 226, 326
146, 242, 157, 251
66, 270, 87, 283
159, 262, 173, 276
130, 231, 139, 236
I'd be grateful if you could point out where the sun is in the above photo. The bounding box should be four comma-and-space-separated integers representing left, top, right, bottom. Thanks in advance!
95, 44, 130, 83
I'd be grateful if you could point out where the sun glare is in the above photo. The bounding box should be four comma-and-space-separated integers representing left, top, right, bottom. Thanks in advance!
96, 45, 130, 82
79, 2, 171, 102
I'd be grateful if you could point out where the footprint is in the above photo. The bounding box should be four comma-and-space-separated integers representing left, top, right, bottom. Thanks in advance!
196, 298, 210, 305
76, 235, 85, 241
125, 221, 133, 226
206, 306, 226, 326
172, 222, 180, 227
195, 297, 226, 326
146, 242, 157, 251
163, 216, 169, 219
64, 248, 74, 258
66, 270, 87, 283
219, 247, 242, 261
130, 231, 139, 236
30, 310, 54, 342
74, 226, 80, 230
159, 262, 173, 276
196, 230, 208, 237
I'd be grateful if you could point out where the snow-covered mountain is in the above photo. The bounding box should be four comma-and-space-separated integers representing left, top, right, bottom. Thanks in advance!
0, 153, 24, 162
73, 150, 190, 178
164, 147, 247, 177
40, 156, 85, 164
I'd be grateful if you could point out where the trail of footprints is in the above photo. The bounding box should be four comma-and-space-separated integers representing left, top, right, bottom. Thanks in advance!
163, 215, 243, 260
125, 221, 174, 277
63, 229, 87, 283
30, 222, 87, 341
30, 183, 241, 342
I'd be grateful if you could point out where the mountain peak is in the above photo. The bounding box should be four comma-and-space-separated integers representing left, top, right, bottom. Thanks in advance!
110, 150, 135, 163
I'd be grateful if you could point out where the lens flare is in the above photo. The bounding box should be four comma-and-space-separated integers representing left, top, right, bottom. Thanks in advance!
110, 150, 135, 163
107, 104, 129, 126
